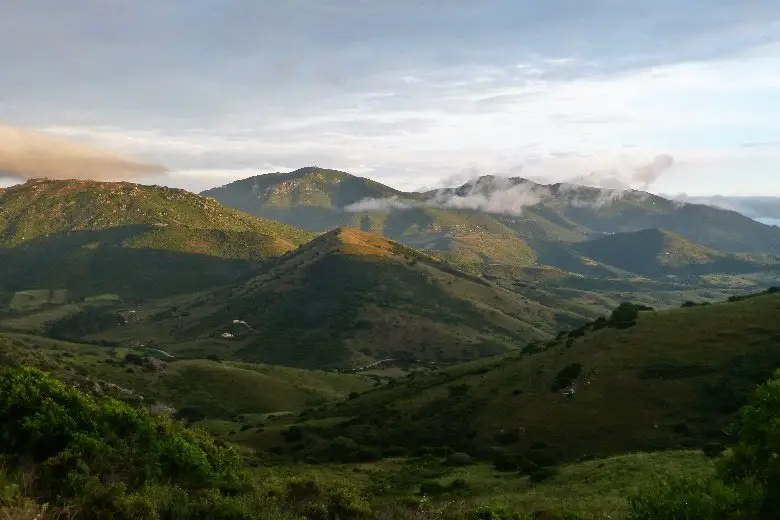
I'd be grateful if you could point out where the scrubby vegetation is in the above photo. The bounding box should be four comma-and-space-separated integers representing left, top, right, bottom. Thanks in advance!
628, 370, 780, 519
4, 359, 780, 519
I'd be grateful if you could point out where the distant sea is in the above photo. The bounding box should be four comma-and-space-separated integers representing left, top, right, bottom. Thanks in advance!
756, 218, 780, 227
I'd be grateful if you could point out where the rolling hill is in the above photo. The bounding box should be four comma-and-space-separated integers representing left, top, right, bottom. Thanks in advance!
201, 166, 411, 232
203, 169, 780, 271
0, 178, 313, 300
574, 228, 778, 277
86, 227, 589, 369
0, 332, 373, 421
299, 288, 780, 463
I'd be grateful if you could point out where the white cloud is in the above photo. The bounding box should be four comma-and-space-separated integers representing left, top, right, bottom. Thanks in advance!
2, 3, 779, 195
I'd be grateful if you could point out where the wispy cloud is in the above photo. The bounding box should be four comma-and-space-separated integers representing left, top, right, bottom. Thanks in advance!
1, 2, 779, 194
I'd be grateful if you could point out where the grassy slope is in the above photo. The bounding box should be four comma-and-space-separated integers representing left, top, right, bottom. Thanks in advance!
252, 450, 713, 519
201, 166, 407, 232
0, 332, 372, 418
89, 228, 586, 369
0, 178, 313, 300
575, 228, 776, 276
321, 290, 780, 461
0, 178, 311, 246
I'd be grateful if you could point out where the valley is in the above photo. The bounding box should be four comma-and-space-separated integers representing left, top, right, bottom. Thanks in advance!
1, 170, 779, 519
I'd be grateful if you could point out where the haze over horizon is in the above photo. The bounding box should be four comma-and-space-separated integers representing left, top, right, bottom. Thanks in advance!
1, 1, 779, 196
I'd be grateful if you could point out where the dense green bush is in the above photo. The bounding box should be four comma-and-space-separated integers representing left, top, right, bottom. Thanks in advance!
0, 366, 247, 501
551, 363, 583, 391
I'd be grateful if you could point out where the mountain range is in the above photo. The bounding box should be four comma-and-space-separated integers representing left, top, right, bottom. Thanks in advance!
203, 167, 780, 274
4, 166, 780, 519
0, 169, 778, 371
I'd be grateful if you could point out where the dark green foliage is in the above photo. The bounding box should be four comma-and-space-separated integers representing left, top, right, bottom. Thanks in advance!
45, 306, 125, 340
718, 370, 780, 516
281, 426, 304, 443
551, 363, 583, 391
627, 478, 751, 520
639, 361, 713, 380
629, 370, 780, 519
529, 466, 560, 483
607, 303, 654, 329
0, 366, 247, 501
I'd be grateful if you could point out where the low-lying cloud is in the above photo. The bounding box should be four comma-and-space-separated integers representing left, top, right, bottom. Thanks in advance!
344, 176, 552, 216
0, 124, 167, 182
343, 155, 675, 216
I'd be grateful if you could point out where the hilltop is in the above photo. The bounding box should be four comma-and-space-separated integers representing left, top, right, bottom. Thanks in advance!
88, 227, 586, 369
203, 169, 780, 274
0, 177, 311, 246
295, 289, 780, 463
0, 178, 313, 300
201, 166, 411, 231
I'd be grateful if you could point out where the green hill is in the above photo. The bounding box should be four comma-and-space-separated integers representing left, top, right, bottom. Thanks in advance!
0, 178, 311, 246
305, 289, 780, 463
574, 228, 778, 277
89, 227, 587, 369
201, 166, 410, 232
203, 170, 780, 271
0, 332, 372, 420
0, 178, 313, 300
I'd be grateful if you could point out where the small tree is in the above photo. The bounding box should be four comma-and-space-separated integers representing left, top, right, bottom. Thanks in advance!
718, 369, 780, 516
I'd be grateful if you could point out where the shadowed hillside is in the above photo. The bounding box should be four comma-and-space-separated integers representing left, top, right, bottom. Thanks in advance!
0, 178, 314, 301
306, 289, 780, 463
99, 227, 587, 369
574, 229, 777, 277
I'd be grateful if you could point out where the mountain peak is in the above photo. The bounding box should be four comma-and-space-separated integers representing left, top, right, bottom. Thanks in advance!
308, 226, 411, 259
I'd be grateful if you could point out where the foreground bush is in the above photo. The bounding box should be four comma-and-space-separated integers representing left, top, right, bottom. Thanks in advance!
0, 366, 248, 502
628, 369, 780, 519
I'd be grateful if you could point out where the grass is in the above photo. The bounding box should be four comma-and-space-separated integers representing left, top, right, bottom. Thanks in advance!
0, 179, 314, 303
0, 178, 312, 247
247, 450, 714, 519
87, 227, 579, 370
8, 289, 68, 311
0, 332, 373, 419
316, 290, 780, 462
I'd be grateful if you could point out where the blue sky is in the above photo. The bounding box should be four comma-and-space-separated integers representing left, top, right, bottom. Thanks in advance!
1, 1, 780, 195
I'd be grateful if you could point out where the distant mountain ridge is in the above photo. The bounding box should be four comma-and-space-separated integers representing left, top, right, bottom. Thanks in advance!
202, 168, 780, 270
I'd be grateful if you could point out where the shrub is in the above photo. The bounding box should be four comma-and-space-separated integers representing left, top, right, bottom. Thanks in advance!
529, 466, 559, 483
446, 452, 473, 466
552, 363, 583, 391
627, 477, 750, 520
0, 366, 248, 502
282, 426, 304, 443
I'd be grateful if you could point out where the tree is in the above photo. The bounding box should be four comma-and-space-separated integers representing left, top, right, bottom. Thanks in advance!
718, 369, 780, 516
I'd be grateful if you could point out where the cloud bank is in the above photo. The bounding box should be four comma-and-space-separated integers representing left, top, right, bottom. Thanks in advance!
343, 155, 672, 215
0, 124, 166, 182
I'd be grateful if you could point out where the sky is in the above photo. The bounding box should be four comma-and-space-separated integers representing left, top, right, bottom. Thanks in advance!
1, 1, 780, 196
